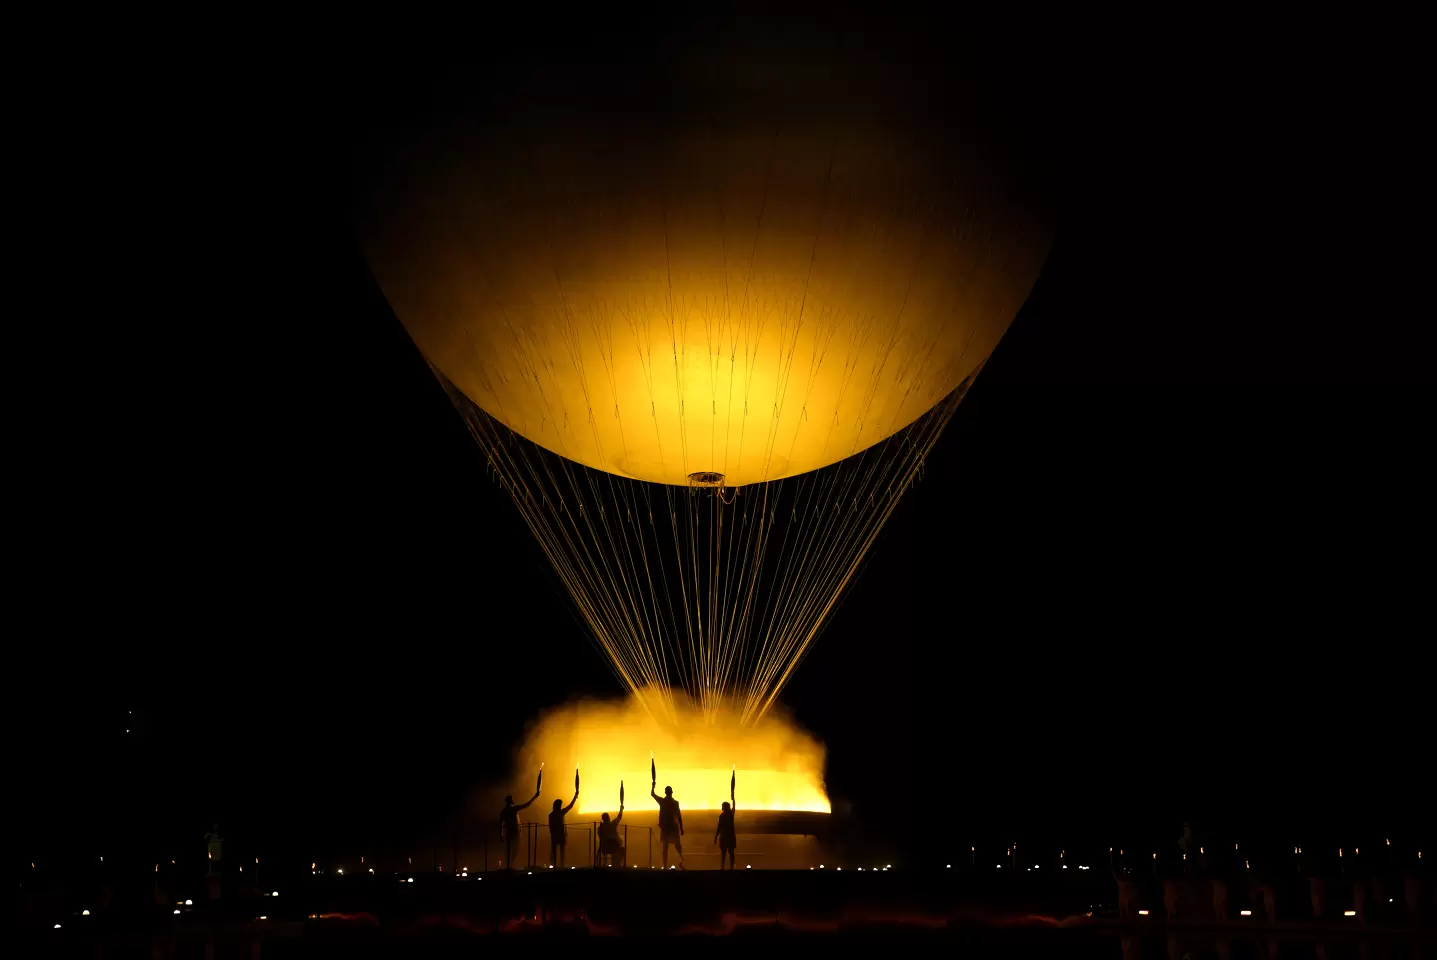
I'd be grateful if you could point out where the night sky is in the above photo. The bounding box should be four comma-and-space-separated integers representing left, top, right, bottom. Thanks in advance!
24, 13, 1428, 874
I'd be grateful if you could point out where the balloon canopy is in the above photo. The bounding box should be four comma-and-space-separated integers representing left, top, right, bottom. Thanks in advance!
360, 71, 1052, 487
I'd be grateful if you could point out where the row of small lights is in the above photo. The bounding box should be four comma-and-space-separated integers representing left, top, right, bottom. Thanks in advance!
72, 845, 1424, 881
1135, 909, 1367, 919
50, 859, 1402, 929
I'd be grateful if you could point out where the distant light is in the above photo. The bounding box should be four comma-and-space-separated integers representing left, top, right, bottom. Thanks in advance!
1035, 865, 1040, 869
408, 877, 414, 883
1138, 910, 1149, 916
82, 910, 90, 916
258, 916, 268, 920
337, 868, 343, 875
819, 864, 825, 869
54, 924, 62, 929
747, 865, 752, 869
369, 869, 374, 875
886, 864, 891, 869
836, 867, 841, 871
1240, 910, 1252, 916
526, 872, 532, 876
1063, 865, 1067, 869
184, 900, 192, 906
272, 891, 279, 897
1344, 910, 1357, 917
945, 864, 950, 868
173, 909, 181, 915
996, 865, 1001, 869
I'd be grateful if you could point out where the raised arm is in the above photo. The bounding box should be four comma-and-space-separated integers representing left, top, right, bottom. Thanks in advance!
562, 790, 578, 815
651, 786, 661, 803
614, 806, 623, 824
515, 792, 538, 812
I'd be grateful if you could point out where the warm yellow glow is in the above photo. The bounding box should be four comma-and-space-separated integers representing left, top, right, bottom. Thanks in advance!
362, 119, 1051, 486
511, 688, 828, 813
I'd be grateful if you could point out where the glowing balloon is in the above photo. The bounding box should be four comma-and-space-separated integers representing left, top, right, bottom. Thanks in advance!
361, 98, 1050, 488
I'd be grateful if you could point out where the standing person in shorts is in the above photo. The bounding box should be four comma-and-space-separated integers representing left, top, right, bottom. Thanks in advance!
652, 784, 685, 869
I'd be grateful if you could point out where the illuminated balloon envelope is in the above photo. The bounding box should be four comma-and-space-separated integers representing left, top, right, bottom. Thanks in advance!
360, 62, 1052, 725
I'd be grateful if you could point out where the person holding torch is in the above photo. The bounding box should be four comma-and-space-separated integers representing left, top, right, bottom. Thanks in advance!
651, 755, 685, 869
498, 767, 541, 871
547, 768, 580, 869
715, 766, 737, 870
598, 780, 626, 867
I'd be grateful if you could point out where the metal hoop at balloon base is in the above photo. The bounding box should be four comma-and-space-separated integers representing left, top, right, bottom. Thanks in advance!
688, 472, 738, 504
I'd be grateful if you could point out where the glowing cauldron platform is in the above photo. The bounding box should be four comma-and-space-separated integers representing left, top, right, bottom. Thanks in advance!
511, 810, 831, 871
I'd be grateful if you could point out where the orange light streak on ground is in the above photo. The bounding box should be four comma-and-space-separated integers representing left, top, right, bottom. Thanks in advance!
512, 688, 829, 814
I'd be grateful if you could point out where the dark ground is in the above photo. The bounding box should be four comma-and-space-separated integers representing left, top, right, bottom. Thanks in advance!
18, 865, 1437, 956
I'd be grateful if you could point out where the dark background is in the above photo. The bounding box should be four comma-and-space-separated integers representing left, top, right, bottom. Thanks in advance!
23, 11, 1427, 876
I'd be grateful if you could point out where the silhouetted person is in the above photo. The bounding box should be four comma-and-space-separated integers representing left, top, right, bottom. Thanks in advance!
205, 824, 223, 872
598, 805, 625, 867
1298, 845, 1326, 919
549, 785, 579, 868
1113, 862, 1141, 921
652, 784, 684, 869
499, 788, 539, 870
715, 800, 736, 870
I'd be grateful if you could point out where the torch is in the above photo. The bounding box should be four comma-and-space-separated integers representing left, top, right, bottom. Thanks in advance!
620, 780, 625, 807
575, 767, 580, 795
730, 765, 736, 804
651, 752, 656, 787
537, 763, 543, 796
